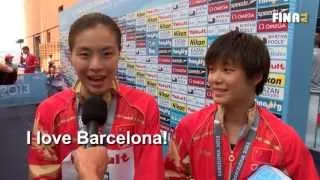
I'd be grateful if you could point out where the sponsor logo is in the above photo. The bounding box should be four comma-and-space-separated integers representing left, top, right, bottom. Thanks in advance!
188, 47, 207, 57
160, 113, 170, 123
171, 109, 187, 123
145, 64, 158, 72
173, 9, 189, 20
136, 11, 146, 17
188, 67, 207, 77
158, 73, 172, 83
136, 25, 146, 32
135, 56, 146, 63
172, 83, 187, 94
188, 57, 205, 67
126, 27, 136, 33
158, 57, 172, 64
136, 19, 146, 26
208, 1, 230, 14
136, 40, 146, 48
208, 12, 230, 24
173, 19, 188, 28
158, 97, 171, 108
270, 60, 286, 73
268, 47, 287, 59
231, 0, 257, 11
173, 0, 189, 10
136, 33, 146, 40
209, 0, 226, 3
208, 24, 230, 36
160, 21, 173, 30
173, 29, 188, 38
146, 56, 158, 64
172, 57, 188, 65
146, 80, 157, 87
260, 86, 284, 100
146, 71, 157, 80
272, 12, 309, 23
135, 48, 146, 56
172, 65, 188, 75
189, 0, 207, 7
231, 9, 256, 22
159, 30, 173, 39
136, 84, 146, 91
256, 97, 282, 115
159, 105, 171, 116
147, 24, 159, 32
231, 21, 257, 33
189, 5, 208, 17
188, 86, 206, 97
188, 76, 206, 87
257, 4, 289, 20
267, 73, 285, 87
257, 32, 288, 46
147, 40, 157, 48
172, 47, 188, 56
126, 20, 136, 26
189, 16, 208, 27
126, 33, 135, 41
257, 20, 288, 32
172, 74, 188, 85
189, 27, 208, 37
159, 39, 172, 48
147, 47, 158, 56
146, 32, 158, 39
159, 48, 172, 56
147, 16, 159, 24
258, 0, 289, 8
171, 101, 187, 112
187, 96, 205, 107
124, 41, 135, 49
158, 81, 171, 91
171, 92, 187, 103
127, 63, 135, 69
189, 37, 208, 47
159, 14, 172, 21
158, 64, 172, 73
135, 63, 146, 71
173, 38, 189, 47
158, 4, 173, 14
158, 90, 171, 100
187, 105, 203, 113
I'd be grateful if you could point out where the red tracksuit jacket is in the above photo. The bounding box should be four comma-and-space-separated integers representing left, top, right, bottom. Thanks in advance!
28, 84, 164, 179
165, 104, 319, 180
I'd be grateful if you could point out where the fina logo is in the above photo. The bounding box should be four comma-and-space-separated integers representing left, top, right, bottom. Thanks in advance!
272, 12, 309, 23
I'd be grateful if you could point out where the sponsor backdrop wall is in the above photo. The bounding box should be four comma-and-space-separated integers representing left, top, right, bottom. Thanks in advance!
59, 0, 318, 140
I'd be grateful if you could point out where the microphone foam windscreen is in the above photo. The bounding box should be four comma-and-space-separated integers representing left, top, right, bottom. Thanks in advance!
81, 96, 107, 126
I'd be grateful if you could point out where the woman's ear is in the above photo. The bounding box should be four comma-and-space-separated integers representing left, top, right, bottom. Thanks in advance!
254, 73, 263, 86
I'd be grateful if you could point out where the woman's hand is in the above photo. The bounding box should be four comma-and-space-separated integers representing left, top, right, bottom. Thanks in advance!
72, 146, 108, 180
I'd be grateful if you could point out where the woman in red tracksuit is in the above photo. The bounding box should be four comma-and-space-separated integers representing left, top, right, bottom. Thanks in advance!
165, 31, 319, 179
28, 13, 164, 180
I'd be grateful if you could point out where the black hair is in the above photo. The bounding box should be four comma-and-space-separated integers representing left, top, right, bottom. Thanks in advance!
68, 12, 122, 51
205, 30, 270, 95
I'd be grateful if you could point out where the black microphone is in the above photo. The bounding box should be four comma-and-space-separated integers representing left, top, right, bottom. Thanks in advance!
81, 96, 107, 148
